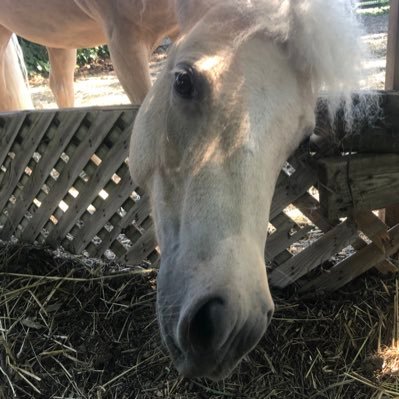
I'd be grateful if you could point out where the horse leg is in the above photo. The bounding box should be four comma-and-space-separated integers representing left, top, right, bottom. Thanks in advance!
106, 25, 151, 105
0, 26, 33, 111
47, 47, 76, 108
0, 27, 13, 110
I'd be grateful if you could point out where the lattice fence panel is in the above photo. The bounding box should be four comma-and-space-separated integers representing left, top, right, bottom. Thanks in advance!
1, 95, 399, 292
0, 106, 158, 263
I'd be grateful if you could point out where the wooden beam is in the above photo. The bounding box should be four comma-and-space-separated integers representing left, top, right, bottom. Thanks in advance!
352, 211, 397, 273
353, 211, 390, 252
318, 154, 399, 219
269, 219, 358, 289
299, 223, 399, 294
294, 193, 395, 274
386, 0, 399, 90
312, 92, 399, 155
340, 126, 399, 154
384, 2, 399, 245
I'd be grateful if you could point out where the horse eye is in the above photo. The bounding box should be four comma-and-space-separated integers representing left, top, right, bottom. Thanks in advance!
174, 70, 195, 99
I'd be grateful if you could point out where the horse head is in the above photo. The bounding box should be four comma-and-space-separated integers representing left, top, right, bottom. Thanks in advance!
130, 0, 368, 380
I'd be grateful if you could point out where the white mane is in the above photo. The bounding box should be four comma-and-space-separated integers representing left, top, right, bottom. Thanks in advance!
283, 0, 377, 127
178, 0, 378, 128
285, 1, 365, 95
243, 0, 375, 126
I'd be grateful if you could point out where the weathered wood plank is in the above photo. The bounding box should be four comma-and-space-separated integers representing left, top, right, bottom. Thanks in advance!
270, 250, 293, 267
354, 211, 389, 251
299, 223, 399, 293
269, 211, 298, 232
92, 195, 151, 258
386, 0, 399, 90
67, 166, 135, 254
46, 111, 136, 247
270, 164, 317, 220
293, 193, 393, 273
0, 111, 87, 239
266, 224, 313, 260
384, 1, 399, 250
0, 112, 55, 211
312, 92, 399, 155
20, 110, 123, 242
293, 192, 335, 232
269, 219, 358, 288
122, 226, 157, 264
353, 210, 398, 273
0, 112, 27, 168
318, 154, 399, 219
340, 126, 399, 154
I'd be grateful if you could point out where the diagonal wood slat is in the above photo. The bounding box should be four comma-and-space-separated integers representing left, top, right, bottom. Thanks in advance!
0, 112, 54, 211
0, 111, 87, 239
269, 219, 359, 288
0, 112, 27, 167
93, 196, 151, 259
20, 110, 123, 242
68, 166, 135, 254
46, 110, 137, 247
300, 224, 399, 293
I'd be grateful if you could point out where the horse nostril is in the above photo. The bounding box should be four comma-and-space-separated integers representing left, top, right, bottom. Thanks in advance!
188, 297, 225, 353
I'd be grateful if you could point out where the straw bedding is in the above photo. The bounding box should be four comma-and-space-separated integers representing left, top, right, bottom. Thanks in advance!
0, 242, 398, 398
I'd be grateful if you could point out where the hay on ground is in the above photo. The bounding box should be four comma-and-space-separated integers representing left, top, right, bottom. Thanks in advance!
0, 242, 398, 399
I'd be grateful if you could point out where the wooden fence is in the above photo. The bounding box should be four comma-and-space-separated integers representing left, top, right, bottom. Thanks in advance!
0, 106, 157, 264
1, 92, 399, 293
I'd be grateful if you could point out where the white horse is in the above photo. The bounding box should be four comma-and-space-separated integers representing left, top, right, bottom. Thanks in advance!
0, 0, 179, 111
129, 0, 372, 380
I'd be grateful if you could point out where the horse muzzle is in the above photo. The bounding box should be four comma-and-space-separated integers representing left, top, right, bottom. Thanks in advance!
157, 282, 274, 380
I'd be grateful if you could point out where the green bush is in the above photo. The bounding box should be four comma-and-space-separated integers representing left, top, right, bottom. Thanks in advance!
76, 46, 110, 67
19, 39, 49, 74
18, 38, 110, 76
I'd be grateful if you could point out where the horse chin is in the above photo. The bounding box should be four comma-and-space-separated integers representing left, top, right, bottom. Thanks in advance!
164, 333, 245, 381
168, 326, 265, 381
157, 278, 272, 381
176, 357, 238, 381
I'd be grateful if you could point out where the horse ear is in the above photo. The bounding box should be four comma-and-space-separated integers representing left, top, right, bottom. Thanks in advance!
176, 0, 213, 31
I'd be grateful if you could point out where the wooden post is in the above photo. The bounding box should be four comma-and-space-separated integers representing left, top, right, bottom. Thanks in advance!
386, 0, 399, 90
385, 0, 399, 227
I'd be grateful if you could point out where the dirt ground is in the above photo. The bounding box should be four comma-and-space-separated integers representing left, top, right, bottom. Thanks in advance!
29, 14, 389, 109
29, 52, 165, 109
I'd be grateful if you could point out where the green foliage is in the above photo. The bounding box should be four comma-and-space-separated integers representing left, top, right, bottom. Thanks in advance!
19, 39, 50, 75
76, 46, 110, 66
18, 38, 110, 76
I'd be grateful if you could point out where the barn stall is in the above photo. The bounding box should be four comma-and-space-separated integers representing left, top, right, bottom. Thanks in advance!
1, 5, 399, 399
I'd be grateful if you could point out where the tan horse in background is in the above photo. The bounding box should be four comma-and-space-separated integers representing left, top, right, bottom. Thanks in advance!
2, 34, 33, 110
0, 0, 179, 111
130, 0, 374, 380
